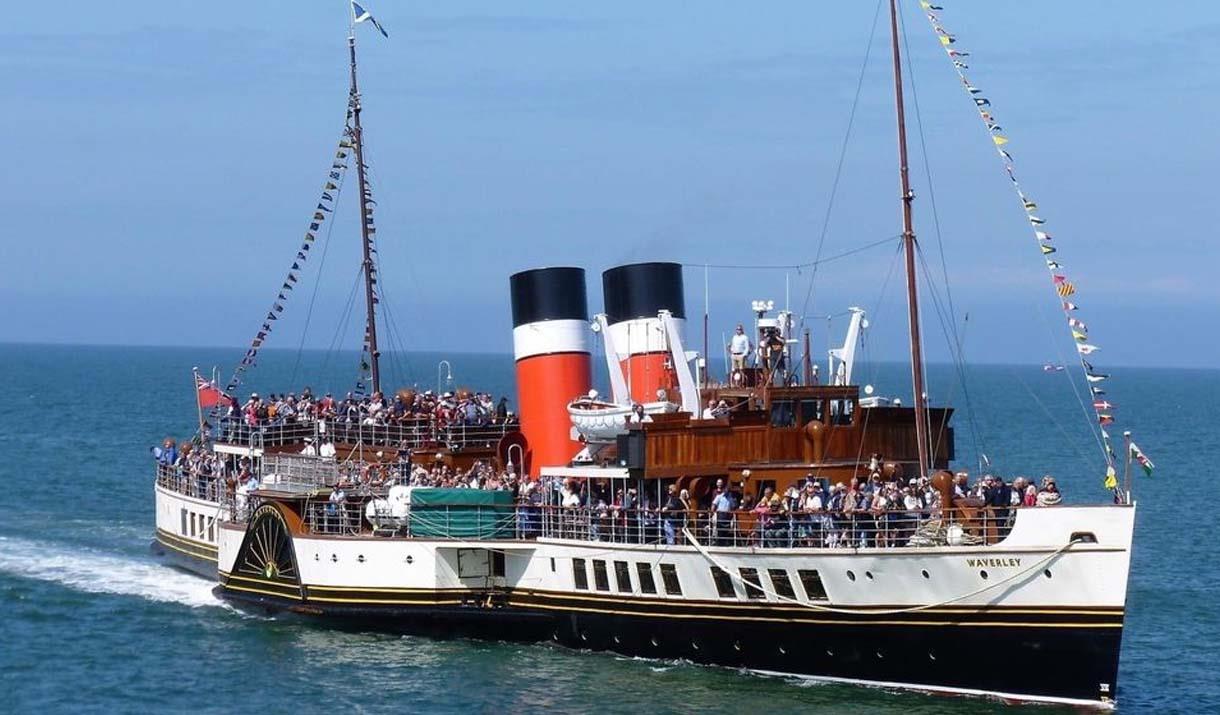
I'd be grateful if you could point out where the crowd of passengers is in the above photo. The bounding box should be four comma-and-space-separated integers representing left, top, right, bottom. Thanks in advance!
222, 389, 513, 430
154, 437, 1065, 546
152, 439, 257, 501
528, 455, 1065, 548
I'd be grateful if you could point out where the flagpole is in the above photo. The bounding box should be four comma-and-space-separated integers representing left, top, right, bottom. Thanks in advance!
888, 0, 931, 482
192, 367, 206, 440
348, 5, 382, 395
1122, 430, 1133, 504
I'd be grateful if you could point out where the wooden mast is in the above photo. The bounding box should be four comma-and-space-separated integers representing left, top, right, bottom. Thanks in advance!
348, 26, 381, 395
888, 0, 931, 480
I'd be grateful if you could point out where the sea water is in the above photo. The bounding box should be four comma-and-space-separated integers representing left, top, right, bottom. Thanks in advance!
0, 343, 1214, 714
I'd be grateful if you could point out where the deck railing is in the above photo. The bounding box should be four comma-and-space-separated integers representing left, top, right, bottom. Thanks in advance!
210, 416, 518, 451
292, 501, 1017, 548
155, 463, 226, 502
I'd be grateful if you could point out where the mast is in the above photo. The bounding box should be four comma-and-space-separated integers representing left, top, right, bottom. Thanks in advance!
888, 0, 931, 480
348, 25, 381, 394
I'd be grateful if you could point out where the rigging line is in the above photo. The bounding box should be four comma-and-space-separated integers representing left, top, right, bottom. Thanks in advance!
846, 242, 904, 483
898, 4, 984, 468
1033, 293, 1105, 462
360, 151, 420, 387
370, 244, 411, 383
372, 251, 415, 389
684, 234, 901, 272
355, 151, 413, 391
290, 162, 350, 388
858, 241, 905, 404
912, 244, 983, 460
799, 0, 886, 328
1010, 365, 1098, 474
321, 264, 365, 380
684, 527, 1084, 615
914, 247, 977, 468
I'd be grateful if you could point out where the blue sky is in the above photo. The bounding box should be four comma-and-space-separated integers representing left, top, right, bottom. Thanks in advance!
1, 1, 1217, 368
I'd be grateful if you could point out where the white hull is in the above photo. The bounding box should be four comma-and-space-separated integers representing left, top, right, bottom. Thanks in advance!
216, 505, 1132, 707
153, 484, 226, 576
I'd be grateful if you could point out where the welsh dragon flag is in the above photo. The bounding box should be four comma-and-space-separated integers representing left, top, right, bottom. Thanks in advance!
1130, 442, 1155, 476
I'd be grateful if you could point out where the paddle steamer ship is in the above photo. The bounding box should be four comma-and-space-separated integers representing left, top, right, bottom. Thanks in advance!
206, 1, 1135, 708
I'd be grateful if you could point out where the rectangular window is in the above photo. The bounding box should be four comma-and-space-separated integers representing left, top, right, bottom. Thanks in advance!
799, 399, 824, 424
207, 518, 215, 542
614, 561, 633, 593
189, 512, 197, 538
739, 568, 766, 600
592, 560, 611, 591
798, 569, 829, 601
769, 400, 796, 427
636, 563, 657, 594
572, 558, 589, 590
659, 564, 682, 596
830, 399, 855, 426
710, 566, 737, 598
768, 569, 796, 600
180, 508, 188, 535
491, 551, 506, 578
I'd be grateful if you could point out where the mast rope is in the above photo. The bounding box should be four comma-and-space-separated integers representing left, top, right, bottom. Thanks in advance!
321, 264, 366, 379
683, 527, 1082, 615
916, 2, 1118, 487
290, 155, 351, 388
222, 124, 356, 397
682, 234, 900, 271
898, 5, 986, 470
799, 0, 886, 330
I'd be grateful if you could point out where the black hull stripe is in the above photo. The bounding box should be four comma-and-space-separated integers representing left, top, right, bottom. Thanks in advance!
155, 529, 218, 560
214, 588, 1121, 705
214, 582, 1122, 628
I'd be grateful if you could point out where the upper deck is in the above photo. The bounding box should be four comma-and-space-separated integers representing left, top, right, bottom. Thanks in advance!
211, 415, 518, 453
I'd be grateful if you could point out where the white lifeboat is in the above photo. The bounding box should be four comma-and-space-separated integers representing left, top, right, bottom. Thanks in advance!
567, 397, 677, 443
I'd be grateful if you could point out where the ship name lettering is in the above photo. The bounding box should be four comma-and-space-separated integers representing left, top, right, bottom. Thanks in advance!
964, 557, 1022, 568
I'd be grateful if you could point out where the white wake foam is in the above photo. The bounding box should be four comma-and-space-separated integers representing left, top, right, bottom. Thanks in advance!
0, 535, 224, 609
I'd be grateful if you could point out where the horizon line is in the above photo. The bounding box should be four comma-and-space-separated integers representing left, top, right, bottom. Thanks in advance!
0, 339, 1209, 371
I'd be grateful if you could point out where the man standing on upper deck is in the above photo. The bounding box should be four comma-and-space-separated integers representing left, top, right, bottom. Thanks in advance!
728, 324, 751, 385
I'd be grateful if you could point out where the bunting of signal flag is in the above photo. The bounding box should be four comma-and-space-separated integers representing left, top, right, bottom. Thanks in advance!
224, 132, 352, 396
920, 1, 1122, 486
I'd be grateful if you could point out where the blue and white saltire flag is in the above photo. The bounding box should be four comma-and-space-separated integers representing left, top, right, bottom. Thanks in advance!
352, 1, 389, 37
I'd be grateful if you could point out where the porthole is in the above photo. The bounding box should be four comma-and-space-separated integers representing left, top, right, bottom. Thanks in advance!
552, 632, 559, 642
613, 635, 621, 644
928, 652, 937, 661
405, 555, 414, 564
314, 553, 320, 561
846, 570, 856, 581
1044, 569, 1053, 579
865, 571, 874, 580
331, 553, 338, 563
921, 569, 930, 579
778, 645, 787, 655
979, 570, 989, 580
733, 641, 742, 652
826, 649, 834, 657
875, 650, 884, 659
580, 632, 588, 642
650, 637, 659, 647
357, 554, 366, 563
691, 640, 700, 651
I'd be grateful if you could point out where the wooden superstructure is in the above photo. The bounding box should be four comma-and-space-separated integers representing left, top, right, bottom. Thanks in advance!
614, 383, 952, 503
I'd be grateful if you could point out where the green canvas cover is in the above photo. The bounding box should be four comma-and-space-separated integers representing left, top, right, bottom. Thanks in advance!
408, 488, 515, 538
409, 488, 514, 507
